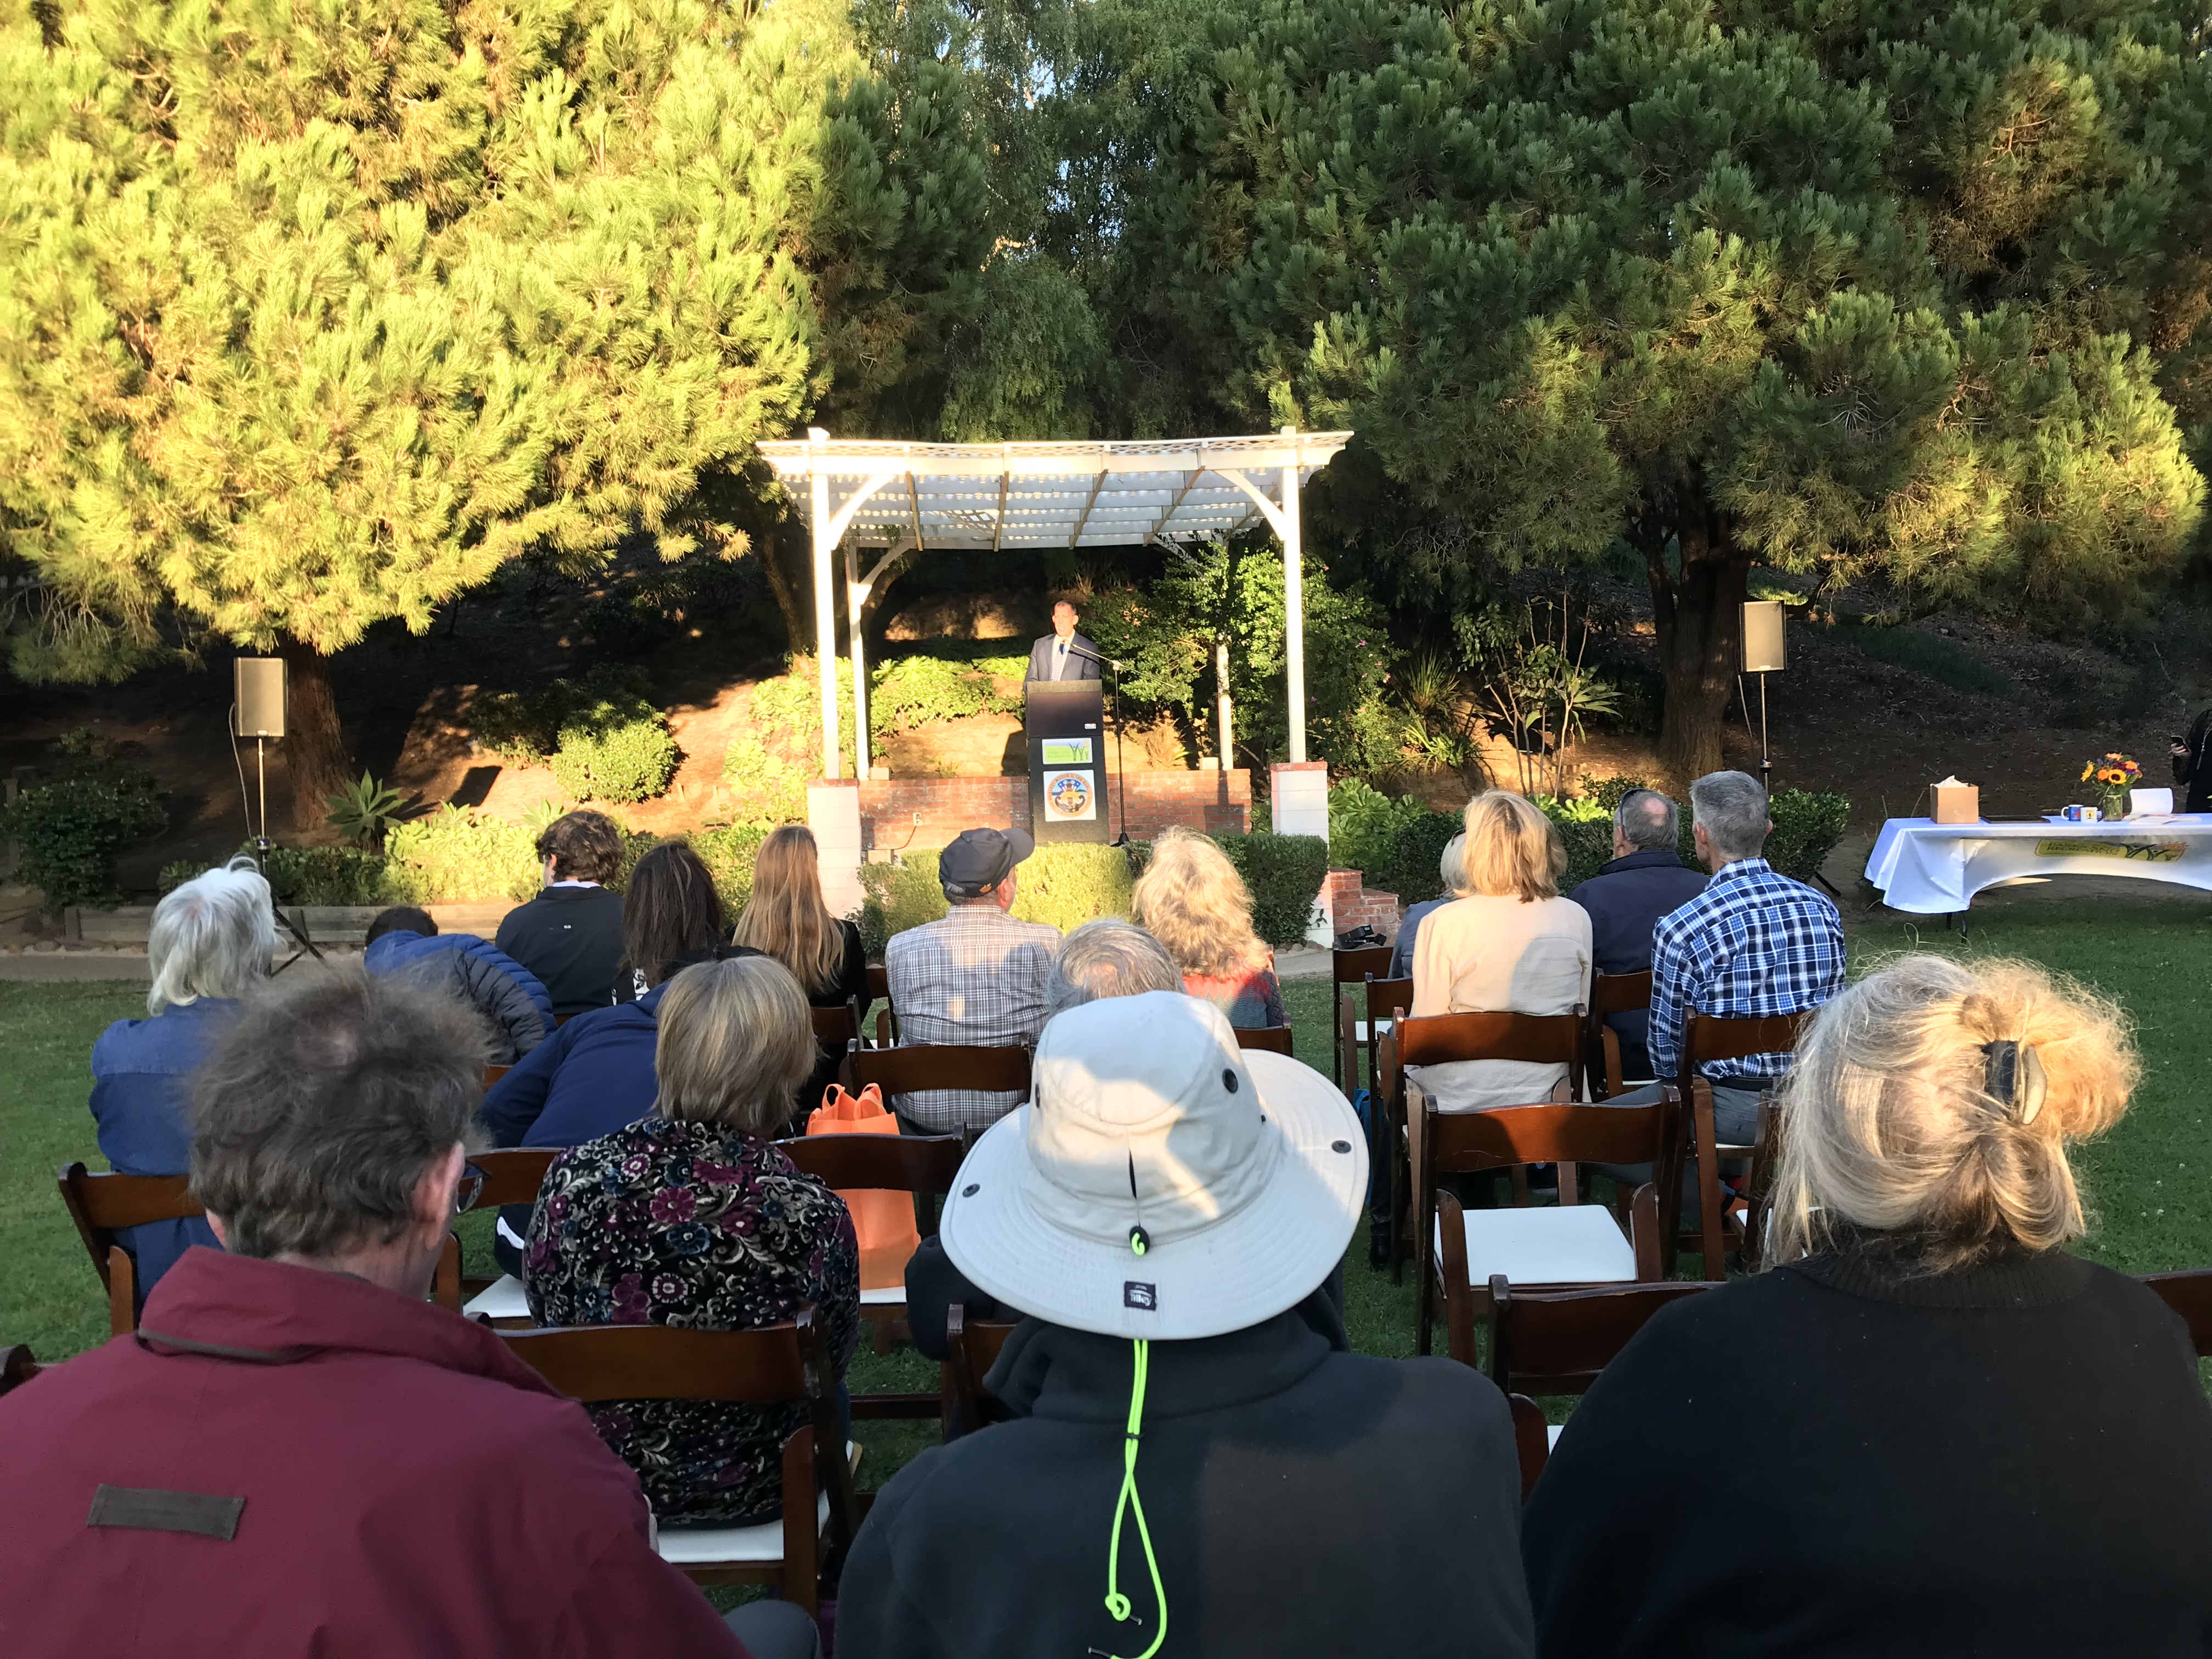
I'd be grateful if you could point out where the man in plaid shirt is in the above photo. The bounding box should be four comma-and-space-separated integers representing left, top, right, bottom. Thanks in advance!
1645, 770, 1846, 1144
885, 826, 1063, 1133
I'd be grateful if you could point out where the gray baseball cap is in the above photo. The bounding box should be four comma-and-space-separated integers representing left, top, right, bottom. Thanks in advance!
939, 826, 1035, 895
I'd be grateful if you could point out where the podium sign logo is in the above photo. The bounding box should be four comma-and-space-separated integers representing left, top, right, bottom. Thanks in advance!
1045, 771, 1096, 821
1042, 737, 1093, 766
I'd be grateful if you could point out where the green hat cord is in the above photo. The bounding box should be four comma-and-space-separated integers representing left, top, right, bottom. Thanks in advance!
1099, 1223, 1167, 1659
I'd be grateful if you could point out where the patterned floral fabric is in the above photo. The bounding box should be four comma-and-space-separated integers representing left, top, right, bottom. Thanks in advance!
523, 1115, 860, 1527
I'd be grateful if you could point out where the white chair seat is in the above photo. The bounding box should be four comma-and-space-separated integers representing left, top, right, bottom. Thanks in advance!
860, 1284, 906, 1307
1547, 1424, 1564, 1449
462, 1274, 530, 1321
1438, 1205, 1637, 1288
1353, 1018, 1395, 1044
656, 1492, 828, 1565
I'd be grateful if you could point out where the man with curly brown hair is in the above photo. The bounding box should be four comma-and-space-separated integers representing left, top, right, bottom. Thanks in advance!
494, 809, 629, 1017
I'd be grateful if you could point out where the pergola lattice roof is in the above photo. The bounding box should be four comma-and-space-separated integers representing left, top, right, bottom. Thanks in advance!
755, 432, 1352, 549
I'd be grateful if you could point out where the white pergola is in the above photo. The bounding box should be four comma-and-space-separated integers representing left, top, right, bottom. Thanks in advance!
755, 426, 1353, 778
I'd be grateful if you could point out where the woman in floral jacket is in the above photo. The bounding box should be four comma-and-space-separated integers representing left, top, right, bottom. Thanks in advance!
524, 954, 861, 1527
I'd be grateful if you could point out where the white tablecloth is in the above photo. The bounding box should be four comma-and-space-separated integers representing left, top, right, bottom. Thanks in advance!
1865, 816, 2212, 913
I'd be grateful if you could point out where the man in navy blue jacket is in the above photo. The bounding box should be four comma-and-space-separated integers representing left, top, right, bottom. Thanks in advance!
1566, 789, 1707, 1085
363, 907, 554, 1064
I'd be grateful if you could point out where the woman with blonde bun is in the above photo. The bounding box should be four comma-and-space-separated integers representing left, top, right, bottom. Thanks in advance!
1524, 954, 2212, 1658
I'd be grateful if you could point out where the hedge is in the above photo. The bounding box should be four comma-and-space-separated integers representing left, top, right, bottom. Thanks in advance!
473, 669, 676, 804
1214, 831, 1331, 947
4, 771, 166, 909
857, 842, 1138, 955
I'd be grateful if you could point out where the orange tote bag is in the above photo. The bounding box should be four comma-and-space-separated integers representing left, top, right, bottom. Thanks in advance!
805, 1083, 923, 1292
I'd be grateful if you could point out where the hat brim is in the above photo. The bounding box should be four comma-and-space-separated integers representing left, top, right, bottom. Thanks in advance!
941, 1051, 1369, 1341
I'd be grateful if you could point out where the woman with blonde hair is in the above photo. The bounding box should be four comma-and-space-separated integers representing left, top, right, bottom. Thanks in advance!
1409, 790, 1591, 1110
1131, 826, 1284, 1027
1525, 955, 2212, 1656
732, 823, 870, 1115
526, 954, 861, 1528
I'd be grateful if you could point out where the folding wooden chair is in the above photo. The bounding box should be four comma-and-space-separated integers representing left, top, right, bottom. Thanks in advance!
1477, 1278, 1712, 1494
2142, 1269, 2212, 1357
1233, 1024, 1295, 1056
1413, 1091, 1669, 1354
494, 1312, 857, 1614
56, 1164, 206, 1336
1584, 970, 1653, 1101
1383, 1008, 1587, 1282
1661, 1009, 1813, 1280
453, 1148, 561, 1324
811, 998, 861, 1058
846, 1043, 1032, 1122
866, 964, 895, 1046
775, 1132, 966, 1421
1330, 944, 1393, 1096
944, 1302, 1021, 1436
1, 1344, 43, 1398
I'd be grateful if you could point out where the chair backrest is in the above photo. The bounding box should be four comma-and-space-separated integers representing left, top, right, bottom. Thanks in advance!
810, 999, 860, 1051
1590, 969, 1653, 1015
2142, 1269, 2212, 1358
848, 1043, 1031, 1098
1487, 1276, 1713, 1395
1, 1344, 43, 1398
775, 1133, 966, 1237
1413, 1097, 1673, 1180
1395, 1009, 1585, 1072
1506, 1392, 1550, 1500
866, 963, 891, 1006
1363, 974, 1414, 1026
1233, 1024, 1294, 1056
482, 1064, 511, 1092
463, 1148, 561, 1212
1334, 944, 1393, 989
945, 1303, 1021, 1432
1679, 1008, 1812, 1081
56, 1163, 206, 1333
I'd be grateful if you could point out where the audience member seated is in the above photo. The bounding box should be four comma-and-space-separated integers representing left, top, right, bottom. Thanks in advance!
1133, 825, 1285, 1028
1603, 771, 1845, 1167
494, 809, 629, 1018
731, 823, 872, 1117
882, 826, 1061, 1133
1564, 789, 1707, 1084
1524, 955, 2212, 1657
85, 859, 269, 1299
2, 966, 812, 1659
1388, 832, 1466, 980
902, 920, 1184, 1364
482, 842, 759, 1272
525, 956, 860, 1528
839, 993, 1534, 1658
1409, 791, 1592, 1111
363, 905, 554, 1064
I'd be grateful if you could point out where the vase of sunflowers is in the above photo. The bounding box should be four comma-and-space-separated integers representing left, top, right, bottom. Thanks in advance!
2082, 752, 2144, 820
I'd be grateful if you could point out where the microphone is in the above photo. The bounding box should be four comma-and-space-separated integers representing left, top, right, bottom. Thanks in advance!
1062, 642, 1125, 672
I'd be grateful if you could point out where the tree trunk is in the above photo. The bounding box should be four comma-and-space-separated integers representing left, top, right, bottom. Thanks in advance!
1643, 488, 1751, 787
277, 639, 354, 833
759, 527, 812, 656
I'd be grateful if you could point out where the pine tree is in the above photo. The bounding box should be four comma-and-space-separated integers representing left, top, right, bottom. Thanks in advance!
1109, 0, 2211, 778
0, 0, 985, 824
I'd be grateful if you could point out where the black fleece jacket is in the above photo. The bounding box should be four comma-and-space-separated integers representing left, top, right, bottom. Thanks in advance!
837, 1288, 1535, 1659
1523, 1246, 2212, 1658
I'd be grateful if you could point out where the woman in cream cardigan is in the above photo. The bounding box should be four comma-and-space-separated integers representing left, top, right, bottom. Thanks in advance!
1409, 790, 1592, 1111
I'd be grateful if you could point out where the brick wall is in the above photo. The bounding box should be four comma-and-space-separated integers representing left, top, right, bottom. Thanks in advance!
1321, 868, 1403, 941
858, 769, 1250, 852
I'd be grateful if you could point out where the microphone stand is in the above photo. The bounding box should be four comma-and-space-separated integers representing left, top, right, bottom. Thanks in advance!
1062, 642, 1130, 847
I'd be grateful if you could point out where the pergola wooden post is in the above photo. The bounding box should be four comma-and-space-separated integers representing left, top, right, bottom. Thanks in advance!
764, 431, 1349, 782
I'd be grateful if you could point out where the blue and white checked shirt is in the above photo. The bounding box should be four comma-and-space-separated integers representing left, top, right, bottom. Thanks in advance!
1647, 857, 1844, 1083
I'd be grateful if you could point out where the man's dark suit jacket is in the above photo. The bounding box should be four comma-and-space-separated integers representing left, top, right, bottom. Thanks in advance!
1566, 848, 1708, 1082
1027, 630, 1101, 682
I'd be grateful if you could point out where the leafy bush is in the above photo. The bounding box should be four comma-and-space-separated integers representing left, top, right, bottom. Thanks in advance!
857, 851, 950, 956
1535, 794, 1616, 889
1830, 621, 2017, 701
1765, 789, 1852, 885
550, 686, 677, 804
166, 847, 396, 907
720, 735, 807, 827
2, 772, 165, 909
870, 653, 1025, 733
1372, 808, 1463, 906
325, 771, 411, 850
1215, 831, 1329, 947
384, 807, 545, 902
1328, 778, 1431, 877
856, 842, 1138, 953
695, 822, 773, 917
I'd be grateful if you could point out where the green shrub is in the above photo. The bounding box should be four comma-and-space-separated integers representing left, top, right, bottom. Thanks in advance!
1830, 621, 2017, 701
858, 851, 951, 953
551, 687, 677, 804
2, 772, 165, 909
695, 822, 773, 917
1373, 808, 1462, 906
263, 846, 395, 906
1216, 831, 1329, 947
869, 653, 1024, 733
324, 771, 411, 850
1328, 778, 1430, 877
384, 806, 544, 902
1536, 794, 1616, 889
856, 842, 1139, 952
1765, 789, 1852, 885
720, 735, 807, 826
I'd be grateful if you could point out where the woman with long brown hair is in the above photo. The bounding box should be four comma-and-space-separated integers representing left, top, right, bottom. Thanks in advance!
731, 825, 870, 1012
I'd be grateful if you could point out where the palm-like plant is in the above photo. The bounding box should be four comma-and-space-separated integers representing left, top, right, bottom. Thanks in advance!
324, 772, 413, 851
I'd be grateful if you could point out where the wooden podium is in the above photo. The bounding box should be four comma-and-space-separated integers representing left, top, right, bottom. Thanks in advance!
1024, 680, 1110, 844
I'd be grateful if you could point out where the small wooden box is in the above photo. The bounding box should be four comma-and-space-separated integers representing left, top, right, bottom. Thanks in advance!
1931, 781, 1980, 824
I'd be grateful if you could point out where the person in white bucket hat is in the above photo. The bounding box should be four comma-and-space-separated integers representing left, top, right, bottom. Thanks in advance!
837, 992, 1534, 1659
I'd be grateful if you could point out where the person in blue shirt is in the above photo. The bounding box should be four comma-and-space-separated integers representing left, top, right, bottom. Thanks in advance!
87, 857, 273, 1299
1565, 789, 1709, 1085
1388, 833, 1466, 981
362, 906, 553, 1064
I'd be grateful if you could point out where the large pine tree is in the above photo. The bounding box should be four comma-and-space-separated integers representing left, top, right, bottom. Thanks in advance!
1104, 0, 2211, 778
0, 0, 987, 823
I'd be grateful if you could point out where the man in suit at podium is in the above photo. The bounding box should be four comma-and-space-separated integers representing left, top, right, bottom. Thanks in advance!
1028, 600, 1100, 685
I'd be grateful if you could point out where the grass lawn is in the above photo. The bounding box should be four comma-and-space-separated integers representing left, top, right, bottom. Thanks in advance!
7, 894, 2209, 1484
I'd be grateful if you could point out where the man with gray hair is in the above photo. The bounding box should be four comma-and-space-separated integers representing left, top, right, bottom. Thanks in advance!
85, 856, 275, 1300
1042, 918, 1183, 1017
1565, 789, 1709, 1084
4, 967, 815, 1659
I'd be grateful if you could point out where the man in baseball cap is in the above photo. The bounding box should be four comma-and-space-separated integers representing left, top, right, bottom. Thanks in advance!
882, 825, 1061, 1133
837, 993, 1534, 1658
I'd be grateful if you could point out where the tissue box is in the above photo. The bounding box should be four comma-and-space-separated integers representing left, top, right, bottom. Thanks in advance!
1931, 780, 1980, 824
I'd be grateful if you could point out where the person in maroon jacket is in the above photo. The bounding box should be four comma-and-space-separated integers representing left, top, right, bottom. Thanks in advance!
0, 966, 819, 1659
